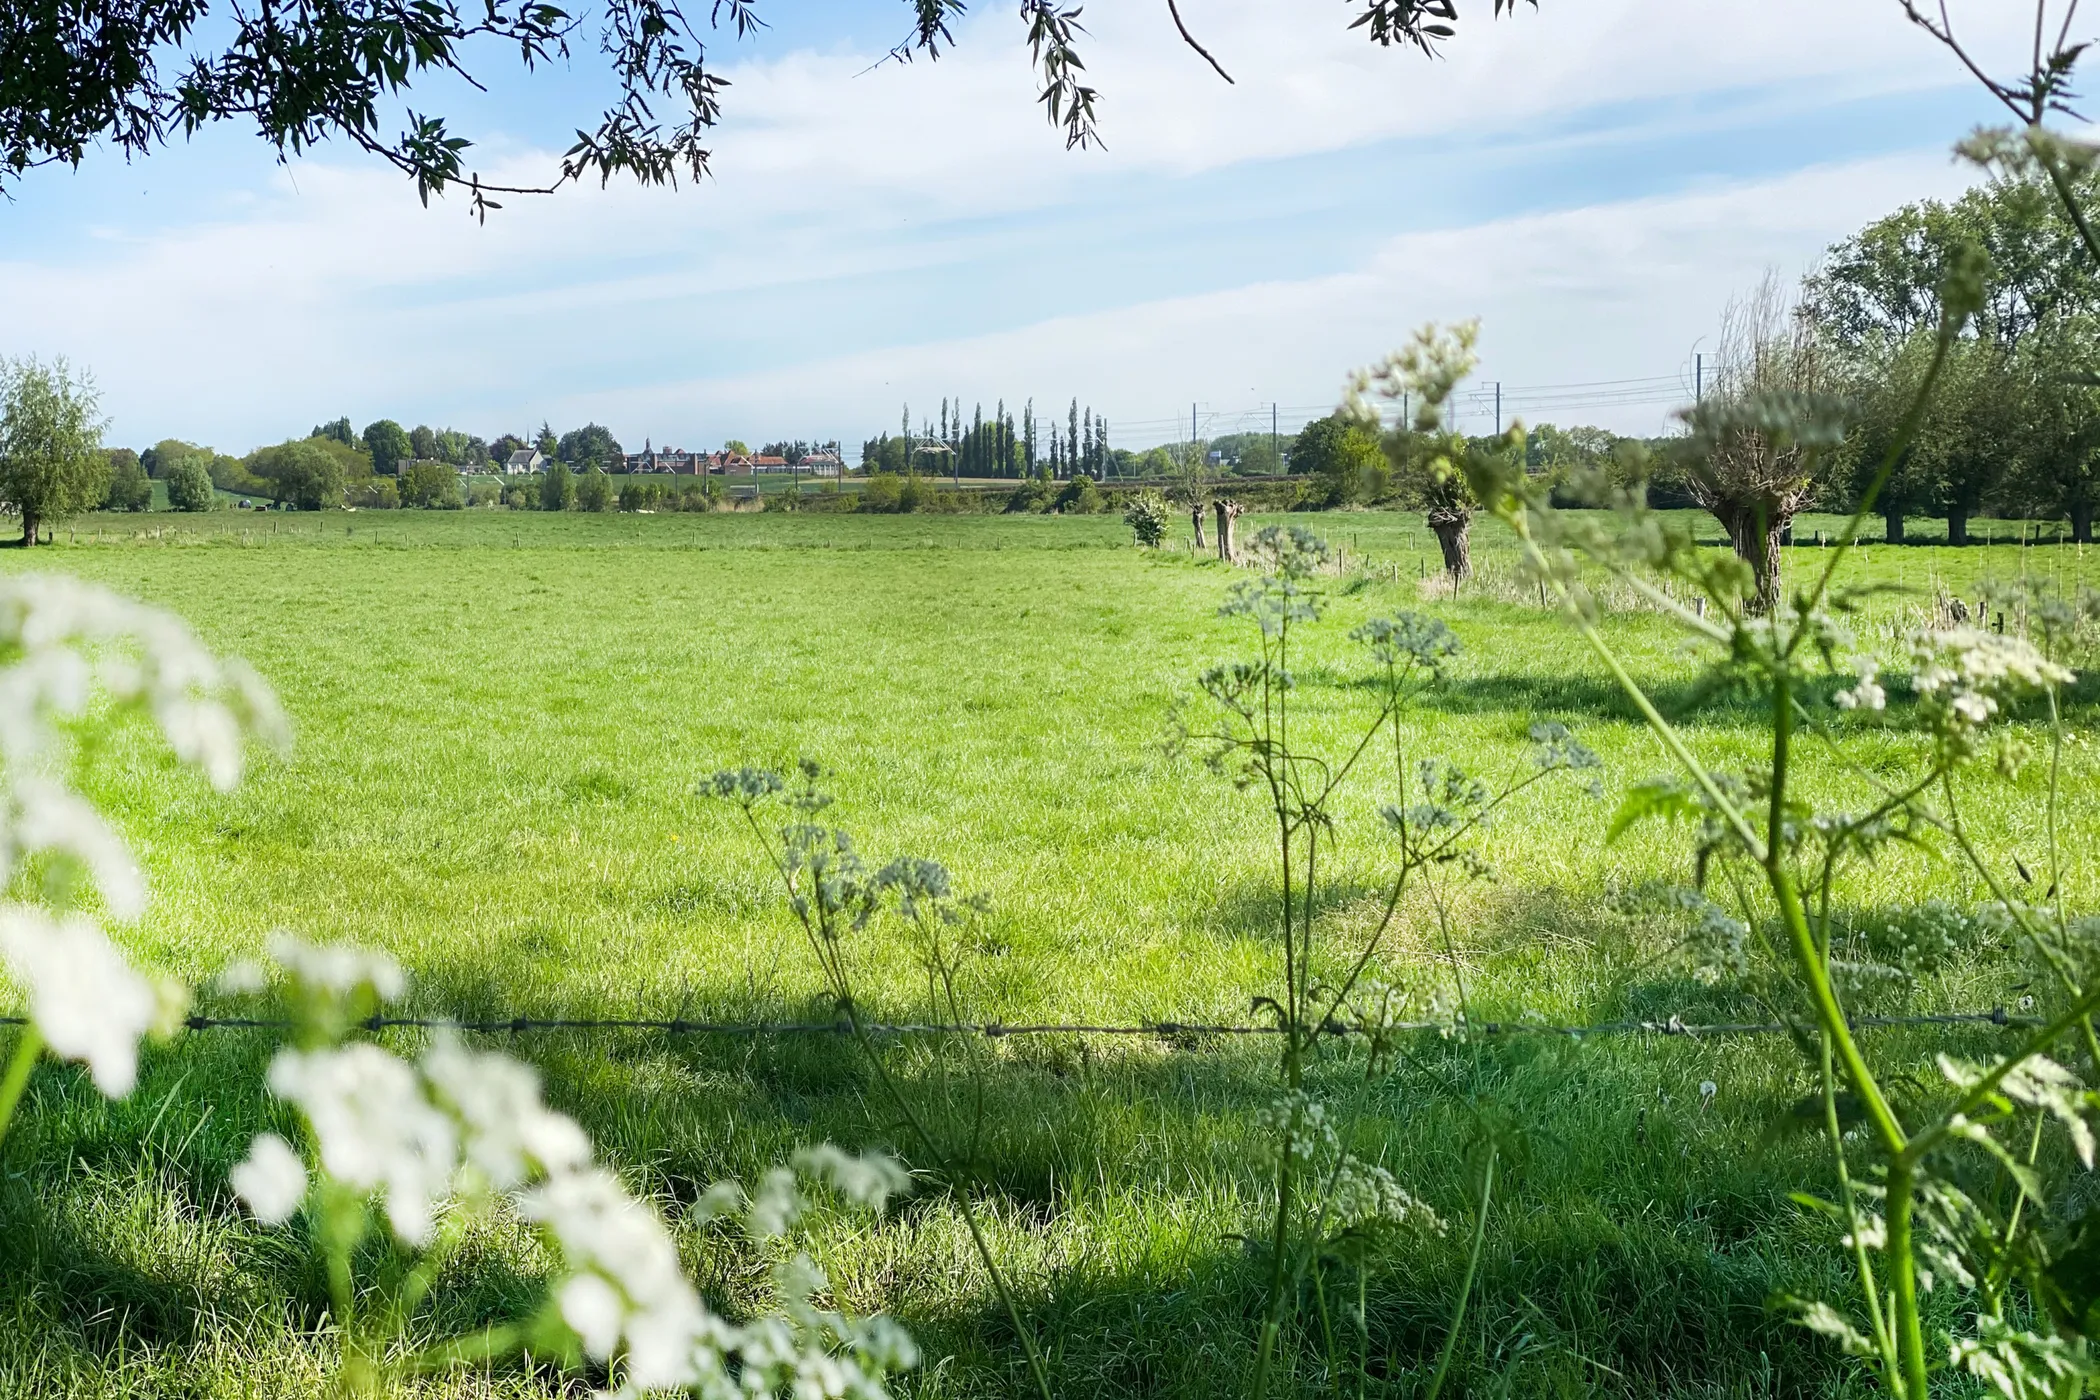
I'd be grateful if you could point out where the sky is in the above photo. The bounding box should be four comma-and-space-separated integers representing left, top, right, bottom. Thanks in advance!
0, 0, 2038, 456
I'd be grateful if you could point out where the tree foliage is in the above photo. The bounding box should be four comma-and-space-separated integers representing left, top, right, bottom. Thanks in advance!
575, 464, 611, 512
101, 448, 151, 512
556, 423, 623, 470
1290, 414, 1387, 504
247, 439, 349, 510
538, 461, 575, 511
400, 460, 463, 508
362, 420, 413, 474
1808, 171, 2100, 353
0, 0, 1526, 214
0, 356, 108, 544
164, 452, 216, 511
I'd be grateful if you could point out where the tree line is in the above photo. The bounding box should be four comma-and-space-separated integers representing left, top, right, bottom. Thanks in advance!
862, 398, 1115, 480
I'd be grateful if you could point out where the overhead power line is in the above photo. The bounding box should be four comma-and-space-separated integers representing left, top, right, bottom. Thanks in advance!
1110, 368, 1720, 449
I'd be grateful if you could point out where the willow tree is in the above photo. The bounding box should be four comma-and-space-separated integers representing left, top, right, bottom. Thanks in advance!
1347, 320, 1508, 581
1679, 274, 1831, 613
2, 0, 1536, 213
0, 357, 108, 546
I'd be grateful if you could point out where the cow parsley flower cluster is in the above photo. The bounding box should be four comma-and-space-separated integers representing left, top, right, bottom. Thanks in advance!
234, 938, 916, 1397
1252, 1090, 1442, 1233
0, 907, 183, 1095
1908, 627, 2073, 757
1833, 656, 1886, 713
0, 576, 285, 1122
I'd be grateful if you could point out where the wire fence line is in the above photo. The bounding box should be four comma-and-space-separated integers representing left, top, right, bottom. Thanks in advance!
0, 1006, 2041, 1042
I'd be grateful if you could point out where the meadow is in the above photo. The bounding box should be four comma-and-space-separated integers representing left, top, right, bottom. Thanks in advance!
4, 504, 2098, 1398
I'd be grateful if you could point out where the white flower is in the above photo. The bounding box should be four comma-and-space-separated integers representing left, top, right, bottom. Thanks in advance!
521, 1167, 710, 1388
559, 1273, 626, 1358
1833, 658, 1886, 713
1330, 1160, 1442, 1231
793, 1144, 912, 1212
1908, 628, 2074, 750
0, 575, 286, 786
268, 1043, 457, 1245
266, 932, 404, 1001
232, 1132, 309, 1222
0, 907, 167, 1095
1952, 691, 1994, 724
422, 1032, 591, 1189
1, 776, 147, 919
213, 959, 268, 995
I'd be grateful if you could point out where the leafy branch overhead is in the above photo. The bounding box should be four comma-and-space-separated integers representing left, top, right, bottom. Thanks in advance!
0, 0, 1536, 211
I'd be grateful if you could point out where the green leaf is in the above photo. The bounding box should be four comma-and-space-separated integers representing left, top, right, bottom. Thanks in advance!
1606, 778, 1697, 844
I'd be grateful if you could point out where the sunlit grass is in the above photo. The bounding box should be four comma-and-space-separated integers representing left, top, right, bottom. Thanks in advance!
3, 505, 2093, 1396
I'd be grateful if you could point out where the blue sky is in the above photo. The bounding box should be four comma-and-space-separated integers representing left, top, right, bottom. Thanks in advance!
0, 0, 2030, 455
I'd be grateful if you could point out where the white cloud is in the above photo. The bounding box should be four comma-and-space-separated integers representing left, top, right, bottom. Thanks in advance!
575, 147, 1983, 444
0, 0, 2031, 447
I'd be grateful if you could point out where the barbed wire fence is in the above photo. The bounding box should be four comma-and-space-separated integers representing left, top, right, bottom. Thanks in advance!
1, 1005, 2037, 1042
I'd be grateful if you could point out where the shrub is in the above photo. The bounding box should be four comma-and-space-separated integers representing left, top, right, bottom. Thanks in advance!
164, 453, 216, 511
1004, 479, 1051, 513
1122, 491, 1169, 545
576, 466, 611, 513
862, 472, 902, 513
1055, 474, 1102, 514
538, 463, 575, 511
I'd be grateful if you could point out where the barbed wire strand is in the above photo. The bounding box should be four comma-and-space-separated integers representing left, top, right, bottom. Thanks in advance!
0, 1007, 2038, 1041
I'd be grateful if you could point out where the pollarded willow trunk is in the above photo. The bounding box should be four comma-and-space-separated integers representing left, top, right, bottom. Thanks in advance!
2073, 501, 2093, 545
20, 510, 40, 547
1214, 499, 1243, 564
1948, 508, 1969, 547
1426, 507, 1471, 581
1885, 510, 1905, 546
1750, 514, 1784, 614
1709, 500, 1785, 615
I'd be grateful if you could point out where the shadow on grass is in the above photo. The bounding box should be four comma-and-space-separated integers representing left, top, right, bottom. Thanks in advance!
0, 892, 2031, 1400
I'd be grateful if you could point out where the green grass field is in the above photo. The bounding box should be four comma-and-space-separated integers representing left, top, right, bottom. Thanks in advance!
5, 505, 2099, 1397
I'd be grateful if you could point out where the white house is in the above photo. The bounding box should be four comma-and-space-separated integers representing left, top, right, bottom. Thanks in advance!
502, 449, 546, 475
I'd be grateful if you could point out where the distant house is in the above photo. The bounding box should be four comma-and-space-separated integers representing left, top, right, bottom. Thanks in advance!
750, 454, 789, 472
502, 449, 546, 475
800, 452, 842, 478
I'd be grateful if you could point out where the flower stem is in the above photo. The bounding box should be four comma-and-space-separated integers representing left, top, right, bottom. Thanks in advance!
1424, 1145, 1496, 1400
0, 1024, 44, 1147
